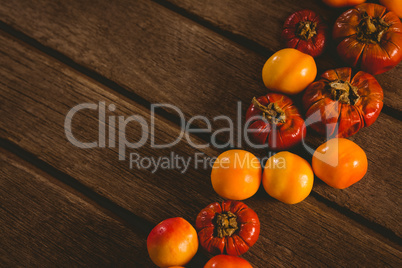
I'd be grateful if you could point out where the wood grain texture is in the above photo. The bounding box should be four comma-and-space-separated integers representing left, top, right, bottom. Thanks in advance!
0, 0, 400, 235
163, 0, 402, 111
1, 0, 400, 113
0, 149, 153, 267
1, 32, 401, 267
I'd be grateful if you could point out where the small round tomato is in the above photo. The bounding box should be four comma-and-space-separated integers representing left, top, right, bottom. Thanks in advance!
204, 255, 253, 268
147, 217, 198, 267
333, 3, 402, 75
380, 0, 402, 18
262, 48, 317, 95
245, 93, 306, 150
312, 138, 368, 189
211, 150, 261, 200
196, 200, 260, 256
282, 10, 328, 57
262, 152, 314, 204
322, 0, 366, 8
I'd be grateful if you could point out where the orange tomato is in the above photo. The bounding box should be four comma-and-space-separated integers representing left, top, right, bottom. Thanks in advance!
147, 217, 198, 267
211, 150, 262, 200
380, 0, 402, 18
312, 138, 368, 189
262, 152, 314, 204
204, 255, 253, 268
322, 0, 366, 8
262, 48, 317, 95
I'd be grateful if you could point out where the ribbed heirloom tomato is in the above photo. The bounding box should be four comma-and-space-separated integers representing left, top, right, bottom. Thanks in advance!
262, 152, 314, 204
196, 200, 260, 256
211, 150, 261, 200
282, 10, 328, 57
204, 255, 253, 268
147, 217, 198, 267
246, 93, 306, 150
333, 3, 402, 75
302, 67, 383, 138
262, 48, 317, 95
312, 138, 368, 189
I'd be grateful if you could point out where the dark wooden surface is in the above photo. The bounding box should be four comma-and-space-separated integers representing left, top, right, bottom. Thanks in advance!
0, 149, 153, 267
0, 0, 401, 267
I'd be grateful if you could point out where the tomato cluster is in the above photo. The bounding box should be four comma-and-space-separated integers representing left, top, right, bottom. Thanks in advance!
251, 2, 398, 145
239, 3, 384, 209
146, 2, 397, 267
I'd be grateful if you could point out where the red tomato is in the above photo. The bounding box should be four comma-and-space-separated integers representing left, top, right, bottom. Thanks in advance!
322, 0, 366, 8
204, 255, 253, 268
147, 217, 198, 267
196, 200, 260, 256
246, 93, 306, 150
282, 10, 328, 57
333, 3, 402, 75
312, 138, 368, 189
302, 67, 383, 138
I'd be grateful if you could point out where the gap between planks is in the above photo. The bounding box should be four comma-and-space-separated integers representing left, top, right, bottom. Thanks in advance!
0, 137, 153, 235
0, 16, 400, 121
0, 139, 210, 267
0, 21, 212, 144
0, 148, 155, 267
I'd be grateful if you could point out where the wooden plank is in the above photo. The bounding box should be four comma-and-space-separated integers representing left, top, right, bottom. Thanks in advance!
163, 0, 402, 112
0, 149, 153, 267
0, 0, 400, 235
1, 32, 401, 266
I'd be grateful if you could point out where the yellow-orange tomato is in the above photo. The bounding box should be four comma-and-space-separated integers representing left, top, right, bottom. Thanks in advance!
147, 217, 198, 267
211, 150, 262, 200
312, 138, 368, 189
204, 255, 253, 268
262, 152, 314, 204
322, 0, 366, 8
262, 48, 317, 95
380, 0, 402, 18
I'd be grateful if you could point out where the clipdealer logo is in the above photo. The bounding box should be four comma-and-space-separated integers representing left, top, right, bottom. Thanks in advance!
64, 101, 339, 172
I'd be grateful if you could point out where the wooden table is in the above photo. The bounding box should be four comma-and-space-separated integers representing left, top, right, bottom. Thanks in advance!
1, 0, 401, 267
